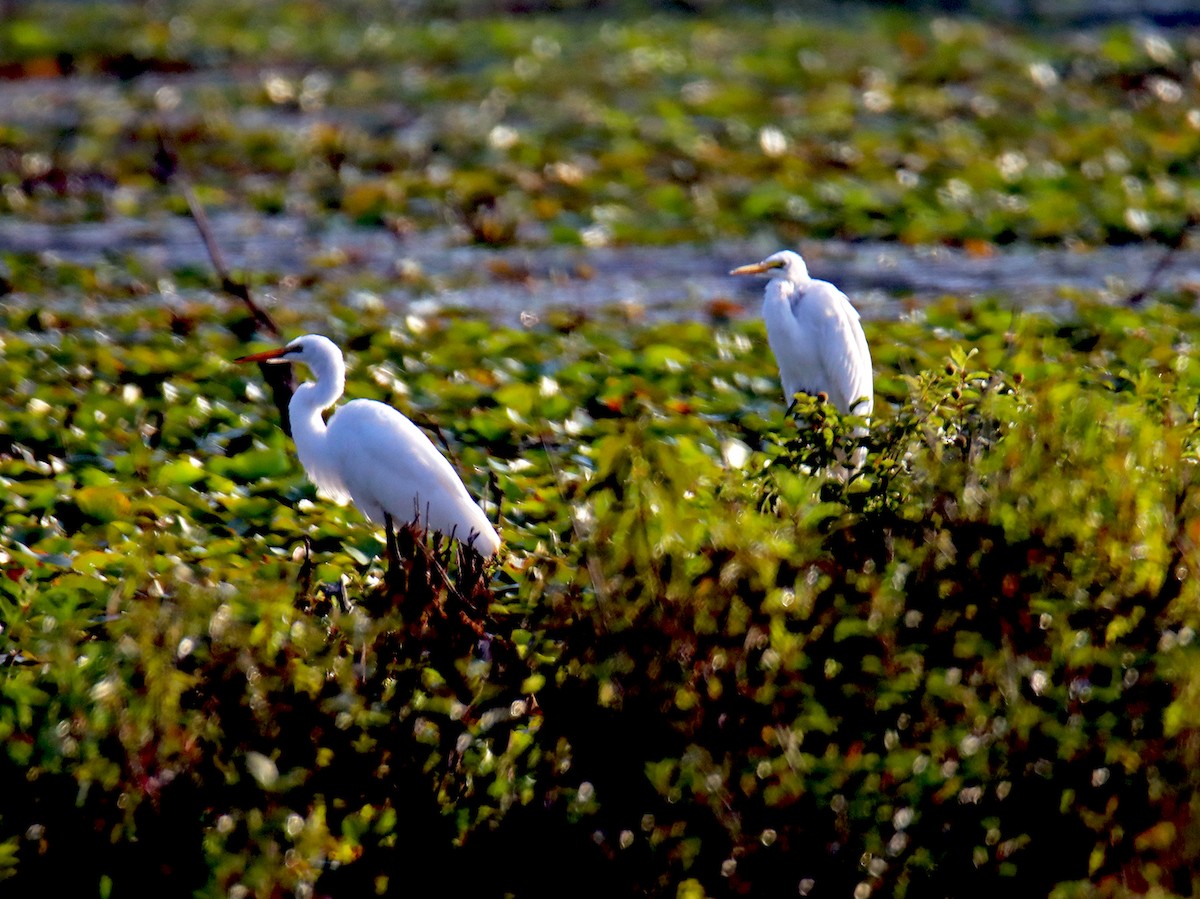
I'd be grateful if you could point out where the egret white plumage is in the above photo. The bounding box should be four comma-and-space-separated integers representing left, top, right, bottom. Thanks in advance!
730, 250, 873, 416
235, 334, 500, 558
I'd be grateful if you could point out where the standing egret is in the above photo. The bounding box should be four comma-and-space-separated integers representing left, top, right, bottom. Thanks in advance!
235, 334, 501, 558
730, 250, 873, 416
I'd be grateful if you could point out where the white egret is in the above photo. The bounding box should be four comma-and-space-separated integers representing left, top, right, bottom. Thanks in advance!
235, 334, 501, 558
730, 250, 873, 416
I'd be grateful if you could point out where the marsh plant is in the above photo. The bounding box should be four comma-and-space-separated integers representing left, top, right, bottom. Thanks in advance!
2, 288, 1200, 897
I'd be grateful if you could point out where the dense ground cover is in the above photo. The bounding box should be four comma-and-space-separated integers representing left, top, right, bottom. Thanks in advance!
5, 1, 1200, 897
3, 261, 1200, 896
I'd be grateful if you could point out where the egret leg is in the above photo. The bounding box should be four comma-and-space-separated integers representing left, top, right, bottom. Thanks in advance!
384, 512, 401, 572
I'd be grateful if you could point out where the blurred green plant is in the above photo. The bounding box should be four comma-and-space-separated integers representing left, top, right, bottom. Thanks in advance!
2, 2, 1199, 246
1, 281, 1199, 896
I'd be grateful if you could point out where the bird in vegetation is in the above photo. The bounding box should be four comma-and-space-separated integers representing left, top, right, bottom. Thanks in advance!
235, 334, 501, 559
730, 250, 873, 417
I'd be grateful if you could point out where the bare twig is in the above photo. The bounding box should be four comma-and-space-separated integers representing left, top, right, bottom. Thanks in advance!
407, 411, 459, 462
294, 536, 314, 608
153, 123, 296, 434
1125, 214, 1200, 306
487, 467, 502, 529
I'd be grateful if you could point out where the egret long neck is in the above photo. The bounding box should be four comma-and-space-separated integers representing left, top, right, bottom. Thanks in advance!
287, 355, 345, 460
764, 275, 800, 309
772, 267, 810, 296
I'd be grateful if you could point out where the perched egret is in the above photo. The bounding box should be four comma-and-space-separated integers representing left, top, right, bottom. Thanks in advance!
730, 250, 873, 416
235, 334, 501, 558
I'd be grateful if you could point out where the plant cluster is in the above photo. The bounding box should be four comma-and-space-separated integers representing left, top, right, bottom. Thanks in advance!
4, 2, 1200, 896
2, 2, 1200, 245
2, 275, 1200, 896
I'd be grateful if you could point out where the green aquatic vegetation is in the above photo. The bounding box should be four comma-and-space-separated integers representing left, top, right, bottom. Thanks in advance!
3, 2, 1199, 245
3, 1, 1200, 892
1, 285, 1200, 896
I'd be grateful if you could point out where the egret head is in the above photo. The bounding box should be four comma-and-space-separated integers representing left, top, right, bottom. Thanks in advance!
729, 250, 809, 284
235, 334, 341, 369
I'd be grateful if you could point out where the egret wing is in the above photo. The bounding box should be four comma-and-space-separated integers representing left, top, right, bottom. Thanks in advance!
801, 281, 874, 416
325, 400, 495, 546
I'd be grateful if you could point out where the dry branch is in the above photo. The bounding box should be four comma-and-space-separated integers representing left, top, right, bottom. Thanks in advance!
153, 125, 297, 435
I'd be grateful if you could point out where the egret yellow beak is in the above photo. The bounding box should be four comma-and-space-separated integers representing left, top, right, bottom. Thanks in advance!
729, 261, 779, 276
234, 346, 290, 364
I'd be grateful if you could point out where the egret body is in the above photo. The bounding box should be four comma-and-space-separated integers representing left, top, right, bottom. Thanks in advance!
236, 334, 500, 557
730, 250, 873, 416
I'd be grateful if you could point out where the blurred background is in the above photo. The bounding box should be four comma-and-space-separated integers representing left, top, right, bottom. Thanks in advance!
3, 0, 1200, 323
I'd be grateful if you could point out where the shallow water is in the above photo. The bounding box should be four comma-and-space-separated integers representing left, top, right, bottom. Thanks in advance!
4, 210, 1199, 324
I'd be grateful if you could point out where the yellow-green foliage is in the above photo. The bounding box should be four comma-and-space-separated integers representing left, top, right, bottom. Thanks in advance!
2, 284, 1200, 897
4, 2, 1200, 895
3, 2, 1200, 246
